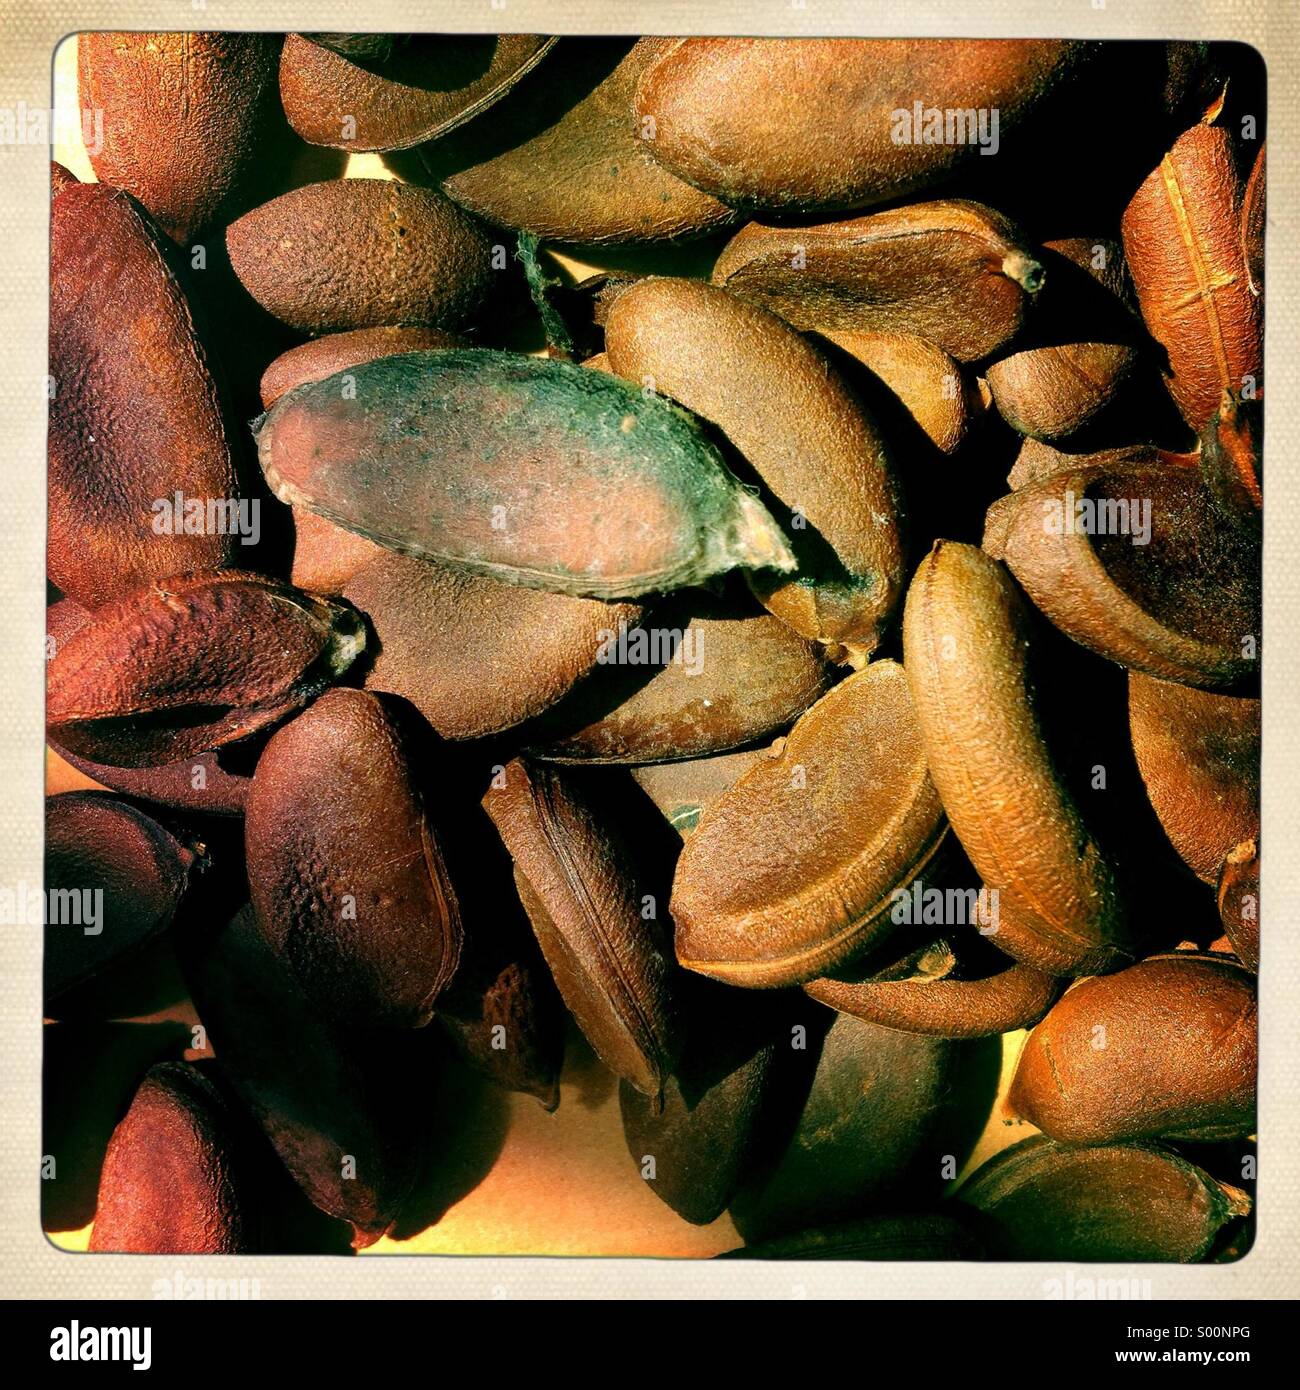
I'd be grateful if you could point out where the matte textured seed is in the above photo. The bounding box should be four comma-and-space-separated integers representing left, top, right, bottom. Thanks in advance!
441, 38, 737, 243
79, 32, 281, 243
343, 549, 642, 740
1217, 839, 1260, 971
630, 747, 766, 838
256, 349, 795, 599
635, 39, 1088, 213
1129, 672, 1259, 881
672, 661, 946, 988
258, 326, 467, 408
280, 33, 555, 151
531, 598, 834, 764
1242, 142, 1265, 297
903, 543, 1133, 976
246, 689, 462, 1029
51, 160, 77, 197
226, 180, 495, 334
90, 1062, 251, 1253
46, 572, 365, 768
1005, 438, 1185, 491
986, 463, 1260, 689
720, 1211, 984, 1260
1010, 954, 1256, 1143
289, 507, 386, 596
483, 760, 680, 1097
712, 201, 1044, 362
604, 278, 905, 657
50, 184, 245, 609
44, 793, 198, 1004
1121, 111, 1262, 432
984, 238, 1142, 440
1199, 391, 1262, 525
959, 1136, 1250, 1261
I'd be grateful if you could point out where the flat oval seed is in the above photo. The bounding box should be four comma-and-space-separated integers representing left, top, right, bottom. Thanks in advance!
635, 38, 1088, 214
1010, 953, 1256, 1143
531, 599, 834, 763
79, 32, 281, 244
605, 278, 905, 656
482, 759, 680, 1097
1129, 672, 1259, 881
246, 688, 463, 1029
1217, 839, 1260, 971
259, 326, 467, 408
713, 200, 1044, 362
50, 184, 245, 608
89, 1063, 251, 1253
671, 661, 947, 988
280, 33, 555, 151
441, 38, 737, 243
44, 793, 197, 1003
226, 180, 495, 334
46, 572, 365, 768
255, 349, 795, 599
902, 543, 1133, 975
959, 1136, 1250, 1261
987, 464, 1260, 689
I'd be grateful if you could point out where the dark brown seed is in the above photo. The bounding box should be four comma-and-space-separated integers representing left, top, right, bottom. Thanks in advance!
51, 160, 77, 198
89, 1062, 251, 1253
259, 326, 467, 409
46, 572, 365, 768
1242, 141, 1265, 298
712, 200, 1044, 362
959, 1136, 1250, 1261
903, 543, 1134, 976
50, 184, 245, 609
255, 349, 794, 599
984, 238, 1142, 440
1129, 672, 1259, 882
1217, 839, 1260, 971
280, 33, 555, 151
720, 1211, 984, 1260
44, 793, 197, 1004
1121, 110, 1262, 432
343, 549, 642, 740
630, 747, 766, 838
226, 180, 495, 334
441, 38, 737, 243
79, 32, 282, 244
245, 688, 462, 1029
530, 598, 834, 764
635, 39, 1088, 214
672, 662, 947, 988
987, 464, 1260, 689
1010, 954, 1256, 1143
603, 278, 906, 658
729, 1012, 962, 1242
482, 760, 680, 1097
181, 906, 426, 1246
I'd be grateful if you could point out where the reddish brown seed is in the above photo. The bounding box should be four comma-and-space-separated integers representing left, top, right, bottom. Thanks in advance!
289, 507, 386, 596
79, 32, 282, 244
51, 160, 77, 198
89, 1062, 251, 1253
671, 662, 947, 988
1005, 439, 1192, 490
1199, 390, 1262, 523
902, 543, 1133, 976
1129, 672, 1259, 882
44, 793, 198, 1004
986, 463, 1260, 689
441, 38, 737, 243
712, 201, 1044, 362
226, 180, 495, 334
984, 238, 1142, 440
483, 760, 680, 1097
1217, 839, 1260, 971
1121, 112, 1262, 432
280, 32, 555, 151
258, 326, 467, 408
46, 572, 365, 768
245, 688, 463, 1029
531, 599, 834, 764
959, 1136, 1250, 1261
634, 39, 1088, 213
50, 184, 245, 609
343, 549, 642, 740
1010, 954, 1257, 1143
1242, 141, 1265, 298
